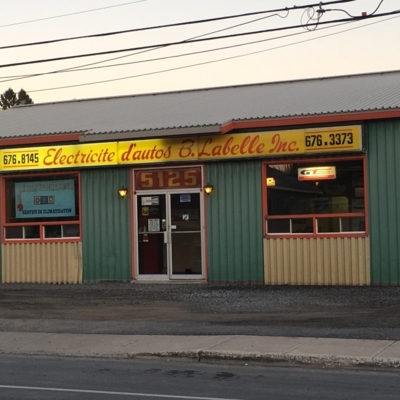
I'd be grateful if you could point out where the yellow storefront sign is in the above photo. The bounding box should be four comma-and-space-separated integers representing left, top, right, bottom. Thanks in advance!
0, 126, 362, 172
118, 138, 198, 164
303, 126, 362, 153
0, 143, 118, 171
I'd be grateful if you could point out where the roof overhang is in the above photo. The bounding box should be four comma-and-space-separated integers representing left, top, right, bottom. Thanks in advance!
221, 109, 400, 134
0, 133, 82, 148
79, 125, 223, 143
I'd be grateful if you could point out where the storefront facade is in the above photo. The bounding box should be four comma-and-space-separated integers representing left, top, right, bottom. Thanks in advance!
0, 71, 400, 285
0, 134, 265, 283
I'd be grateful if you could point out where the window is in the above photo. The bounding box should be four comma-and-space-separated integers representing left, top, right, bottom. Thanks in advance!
265, 158, 366, 236
2, 174, 80, 241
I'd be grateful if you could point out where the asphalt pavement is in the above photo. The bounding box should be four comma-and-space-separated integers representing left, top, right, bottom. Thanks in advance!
2, 283, 400, 369
2, 355, 400, 400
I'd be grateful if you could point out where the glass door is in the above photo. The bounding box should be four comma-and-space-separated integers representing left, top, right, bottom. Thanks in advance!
137, 194, 168, 276
169, 192, 203, 278
134, 167, 204, 280
136, 191, 204, 279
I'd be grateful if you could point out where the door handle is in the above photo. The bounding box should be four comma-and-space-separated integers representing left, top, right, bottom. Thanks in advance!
164, 231, 168, 244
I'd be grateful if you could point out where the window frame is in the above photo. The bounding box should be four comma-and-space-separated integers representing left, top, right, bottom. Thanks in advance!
262, 155, 368, 238
1, 171, 82, 244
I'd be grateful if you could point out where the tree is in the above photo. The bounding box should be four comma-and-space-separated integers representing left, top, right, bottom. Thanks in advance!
0, 88, 34, 110
17, 89, 34, 106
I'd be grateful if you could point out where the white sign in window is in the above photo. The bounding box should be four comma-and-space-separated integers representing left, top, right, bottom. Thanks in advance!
148, 218, 160, 232
142, 196, 159, 206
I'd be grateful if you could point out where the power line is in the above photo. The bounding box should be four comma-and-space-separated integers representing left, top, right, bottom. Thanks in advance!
28, 13, 400, 94
0, 37, 296, 82
3, 9, 398, 70
371, 0, 386, 15
0, 24, 314, 84
0, 11, 287, 82
0, 1, 147, 29
0, 12, 282, 83
0, 0, 355, 50
326, 0, 385, 18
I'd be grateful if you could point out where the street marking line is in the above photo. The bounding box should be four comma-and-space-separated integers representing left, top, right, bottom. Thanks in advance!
0, 385, 243, 400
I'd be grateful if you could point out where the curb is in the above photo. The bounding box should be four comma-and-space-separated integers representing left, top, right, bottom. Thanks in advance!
2, 349, 400, 369
130, 351, 400, 369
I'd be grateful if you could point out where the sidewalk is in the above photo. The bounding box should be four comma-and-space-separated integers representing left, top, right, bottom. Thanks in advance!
1, 332, 400, 369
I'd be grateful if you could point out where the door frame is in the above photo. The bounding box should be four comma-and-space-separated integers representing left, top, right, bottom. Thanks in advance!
132, 166, 206, 281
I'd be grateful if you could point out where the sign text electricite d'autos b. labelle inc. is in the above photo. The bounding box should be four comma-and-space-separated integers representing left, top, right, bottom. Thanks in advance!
0, 126, 362, 171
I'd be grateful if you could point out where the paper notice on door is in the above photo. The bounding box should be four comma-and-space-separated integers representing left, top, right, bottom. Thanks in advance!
142, 196, 159, 206
180, 194, 191, 203
142, 206, 149, 216
148, 218, 160, 232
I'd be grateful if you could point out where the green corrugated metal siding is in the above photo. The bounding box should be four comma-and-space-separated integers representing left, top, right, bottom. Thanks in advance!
367, 120, 400, 285
205, 160, 264, 283
81, 168, 131, 282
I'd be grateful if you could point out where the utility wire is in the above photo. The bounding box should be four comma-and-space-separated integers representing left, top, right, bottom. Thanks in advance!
2, 9, 398, 70
0, 0, 354, 50
371, 0, 386, 15
1, 21, 316, 84
322, 0, 385, 18
0, 11, 287, 82
301, 6, 324, 31
0, 36, 302, 82
0, 1, 147, 29
2, 11, 284, 81
1, 19, 350, 83
28, 13, 400, 94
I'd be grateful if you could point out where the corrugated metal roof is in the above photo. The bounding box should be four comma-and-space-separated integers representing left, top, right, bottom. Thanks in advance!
1, 70, 400, 139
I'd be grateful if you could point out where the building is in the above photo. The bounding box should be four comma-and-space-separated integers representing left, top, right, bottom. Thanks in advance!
1, 70, 400, 285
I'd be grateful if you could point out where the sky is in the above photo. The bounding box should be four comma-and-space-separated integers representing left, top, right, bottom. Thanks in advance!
1, 0, 399, 104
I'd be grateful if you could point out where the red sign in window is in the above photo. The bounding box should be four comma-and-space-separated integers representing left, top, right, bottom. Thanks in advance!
135, 168, 202, 190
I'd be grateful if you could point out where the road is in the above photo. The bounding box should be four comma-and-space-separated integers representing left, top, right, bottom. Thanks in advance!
0, 355, 400, 399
